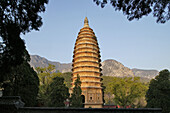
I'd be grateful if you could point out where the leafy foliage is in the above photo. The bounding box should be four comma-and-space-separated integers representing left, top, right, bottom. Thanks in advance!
102, 76, 116, 104
48, 77, 69, 107
0, 0, 48, 34
146, 69, 170, 113
36, 64, 61, 85
2, 62, 39, 107
61, 72, 72, 88
70, 75, 83, 107
103, 76, 148, 107
36, 64, 70, 107
36, 64, 62, 106
0, 0, 48, 82
93, 0, 170, 23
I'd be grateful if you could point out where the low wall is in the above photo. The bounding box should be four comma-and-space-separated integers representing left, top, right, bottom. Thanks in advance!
0, 97, 162, 113
18, 107, 162, 113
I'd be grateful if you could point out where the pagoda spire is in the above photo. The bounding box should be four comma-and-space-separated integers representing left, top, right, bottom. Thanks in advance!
84, 17, 89, 27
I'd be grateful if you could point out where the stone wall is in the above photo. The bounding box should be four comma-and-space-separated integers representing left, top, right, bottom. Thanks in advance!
17, 107, 162, 113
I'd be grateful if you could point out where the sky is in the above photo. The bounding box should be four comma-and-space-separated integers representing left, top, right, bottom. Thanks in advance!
22, 0, 170, 71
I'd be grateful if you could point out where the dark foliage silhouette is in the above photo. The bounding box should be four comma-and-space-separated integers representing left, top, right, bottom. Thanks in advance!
48, 77, 69, 107
70, 75, 83, 107
0, 0, 48, 82
2, 62, 39, 107
146, 69, 170, 113
93, 0, 170, 23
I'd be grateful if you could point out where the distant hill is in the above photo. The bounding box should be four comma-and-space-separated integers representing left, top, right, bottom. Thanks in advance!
30, 55, 158, 79
30, 55, 72, 73
132, 68, 159, 79
101, 59, 134, 77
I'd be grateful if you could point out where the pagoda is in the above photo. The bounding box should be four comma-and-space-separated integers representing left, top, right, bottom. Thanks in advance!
71, 17, 103, 108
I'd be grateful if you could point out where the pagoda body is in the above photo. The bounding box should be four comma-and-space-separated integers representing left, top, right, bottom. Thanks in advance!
71, 17, 103, 108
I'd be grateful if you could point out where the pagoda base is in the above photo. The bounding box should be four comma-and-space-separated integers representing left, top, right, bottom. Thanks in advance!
84, 103, 103, 108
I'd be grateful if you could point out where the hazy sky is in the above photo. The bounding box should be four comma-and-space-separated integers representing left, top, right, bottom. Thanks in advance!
22, 0, 170, 71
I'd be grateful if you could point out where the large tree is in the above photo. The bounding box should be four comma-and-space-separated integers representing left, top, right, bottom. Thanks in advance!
146, 69, 170, 113
0, 0, 48, 83
93, 0, 170, 23
70, 75, 83, 107
109, 77, 148, 108
2, 61, 39, 107
48, 77, 69, 107
36, 64, 62, 106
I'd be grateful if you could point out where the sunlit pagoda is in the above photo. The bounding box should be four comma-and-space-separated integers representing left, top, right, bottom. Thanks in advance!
71, 17, 103, 108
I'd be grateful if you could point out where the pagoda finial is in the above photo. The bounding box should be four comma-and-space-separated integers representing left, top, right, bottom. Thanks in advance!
84, 17, 89, 27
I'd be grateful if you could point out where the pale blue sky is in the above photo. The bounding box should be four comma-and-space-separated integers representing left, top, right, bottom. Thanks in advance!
22, 0, 170, 71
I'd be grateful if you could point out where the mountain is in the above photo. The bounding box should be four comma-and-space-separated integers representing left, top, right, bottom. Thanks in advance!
30, 55, 72, 73
132, 68, 159, 79
101, 59, 134, 77
30, 55, 158, 79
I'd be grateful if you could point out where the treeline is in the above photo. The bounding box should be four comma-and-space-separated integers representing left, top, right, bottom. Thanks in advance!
102, 76, 148, 108
35, 64, 170, 113
102, 70, 170, 113
35, 64, 82, 107
1, 63, 170, 112
0, 63, 80, 107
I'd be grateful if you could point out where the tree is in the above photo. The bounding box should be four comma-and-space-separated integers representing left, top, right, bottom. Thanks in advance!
0, 0, 48, 83
2, 61, 39, 107
70, 75, 83, 107
102, 76, 117, 104
146, 69, 170, 113
48, 77, 69, 107
109, 77, 148, 108
61, 72, 72, 88
36, 64, 60, 85
36, 64, 62, 106
36, 64, 67, 107
93, 0, 170, 23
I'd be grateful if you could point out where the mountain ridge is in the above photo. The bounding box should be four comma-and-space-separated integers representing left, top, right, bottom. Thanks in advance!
29, 55, 158, 79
